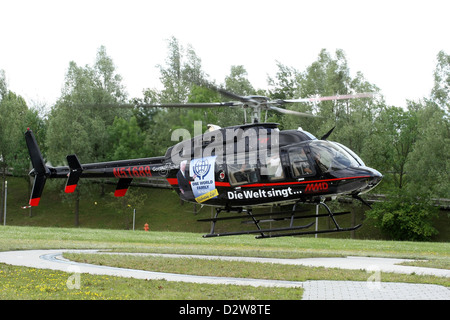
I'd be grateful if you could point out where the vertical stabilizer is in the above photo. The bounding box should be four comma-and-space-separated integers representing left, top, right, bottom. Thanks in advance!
24, 128, 49, 206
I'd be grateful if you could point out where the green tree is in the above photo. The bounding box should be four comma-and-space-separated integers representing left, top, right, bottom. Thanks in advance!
0, 82, 43, 221
222, 65, 257, 124
409, 50, 450, 198
46, 46, 127, 226
267, 61, 300, 100
143, 37, 211, 155
108, 116, 149, 160
297, 49, 351, 116
366, 51, 450, 241
224, 65, 255, 96
132, 90, 159, 133
94, 46, 127, 103
0, 70, 7, 100
47, 46, 128, 164
405, 101, 449, 198
366, 193, 438, 241
431, 50, 450, 113
155, 37, 207, 104
0, 91, 29, 176
185, 84, 223, 128
338, 71, 381, 152
359, 102, 442, 241
365, 105, 418, 190
278, 49, 381, 144
157, 37, 189, 104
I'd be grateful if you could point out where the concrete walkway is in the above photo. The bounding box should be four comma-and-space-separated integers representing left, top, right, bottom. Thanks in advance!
0, 249, 448, 300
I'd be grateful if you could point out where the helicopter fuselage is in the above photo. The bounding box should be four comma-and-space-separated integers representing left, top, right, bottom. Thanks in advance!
27, 123, 382, 209
162, 123, 382, 208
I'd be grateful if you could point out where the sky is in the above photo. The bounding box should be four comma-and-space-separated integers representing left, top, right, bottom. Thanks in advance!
1, 0, 449, 109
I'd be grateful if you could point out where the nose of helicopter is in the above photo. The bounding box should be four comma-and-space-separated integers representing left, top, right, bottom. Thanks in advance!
364, 167, 383, 192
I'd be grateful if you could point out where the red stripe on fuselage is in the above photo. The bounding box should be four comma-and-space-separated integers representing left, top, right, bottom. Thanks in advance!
233, 176, 371, 188
168, 176, 371, 188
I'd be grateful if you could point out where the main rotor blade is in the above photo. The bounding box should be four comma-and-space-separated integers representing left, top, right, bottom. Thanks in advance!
216, 89, 254, 103
268, 105, 318, 118
282, 92, 376, 104
195, 79, 254, 103
135, 102, 240, 108
82, 102, 241, 109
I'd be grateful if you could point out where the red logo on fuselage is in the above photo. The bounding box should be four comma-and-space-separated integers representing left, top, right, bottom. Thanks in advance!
305, 182, 329, 193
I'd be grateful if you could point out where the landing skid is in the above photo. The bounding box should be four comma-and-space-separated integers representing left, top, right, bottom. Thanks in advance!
199, 202, 362, 239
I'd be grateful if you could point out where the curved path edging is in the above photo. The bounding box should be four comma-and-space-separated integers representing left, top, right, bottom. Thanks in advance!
0, 249, 448, 300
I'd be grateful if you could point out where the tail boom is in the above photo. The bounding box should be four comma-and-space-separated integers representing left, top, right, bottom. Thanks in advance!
25, 128, 166, 206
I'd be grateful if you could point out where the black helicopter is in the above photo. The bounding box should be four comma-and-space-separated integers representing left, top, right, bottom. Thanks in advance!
24, 88, 382, 238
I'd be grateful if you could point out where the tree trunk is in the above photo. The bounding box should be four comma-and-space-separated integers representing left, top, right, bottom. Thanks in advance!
74, 189, 80, 227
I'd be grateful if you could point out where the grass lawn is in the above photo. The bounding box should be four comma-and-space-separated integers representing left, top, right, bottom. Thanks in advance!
0, 225, 448, 300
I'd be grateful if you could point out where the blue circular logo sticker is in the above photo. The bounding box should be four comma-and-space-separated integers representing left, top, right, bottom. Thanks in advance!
193, 159, 211, 180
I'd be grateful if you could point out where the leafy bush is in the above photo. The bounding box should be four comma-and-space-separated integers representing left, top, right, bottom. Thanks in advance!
366, 193, 439, 241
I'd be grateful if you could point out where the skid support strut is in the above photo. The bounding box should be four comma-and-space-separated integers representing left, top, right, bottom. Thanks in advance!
199, 201, 362, 239
256, 202, 362, 239
200, 204, 312, 238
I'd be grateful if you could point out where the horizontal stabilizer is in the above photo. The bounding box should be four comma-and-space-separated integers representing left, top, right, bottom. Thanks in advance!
115, 178, 133, 197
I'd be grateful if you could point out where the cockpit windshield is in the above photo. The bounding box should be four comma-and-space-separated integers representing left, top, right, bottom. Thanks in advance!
309, 140, 361, 172
333, 142, 366, 166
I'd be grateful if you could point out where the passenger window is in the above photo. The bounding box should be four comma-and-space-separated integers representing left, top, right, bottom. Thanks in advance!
289, 147, 315, 177
260, 153, 285, 181
227, 153, 259, 186
228, 163, 259, 186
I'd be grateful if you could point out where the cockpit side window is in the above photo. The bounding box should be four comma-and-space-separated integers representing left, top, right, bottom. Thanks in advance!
288, 147, 315, 177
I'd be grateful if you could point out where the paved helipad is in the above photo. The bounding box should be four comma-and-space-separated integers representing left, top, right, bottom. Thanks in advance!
0, 249, 448, 300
